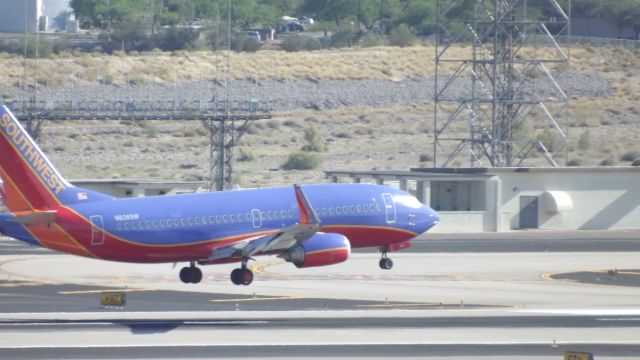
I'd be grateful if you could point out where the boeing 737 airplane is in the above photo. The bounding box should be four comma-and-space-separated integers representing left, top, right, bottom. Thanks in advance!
0, 105, 439, 285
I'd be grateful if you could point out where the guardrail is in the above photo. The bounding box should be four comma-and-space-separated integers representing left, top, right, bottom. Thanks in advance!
5, 99, 272, 121
528, 34, 640, 49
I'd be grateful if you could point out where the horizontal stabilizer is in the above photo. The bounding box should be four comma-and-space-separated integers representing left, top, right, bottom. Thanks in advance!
9, 210, 57, 226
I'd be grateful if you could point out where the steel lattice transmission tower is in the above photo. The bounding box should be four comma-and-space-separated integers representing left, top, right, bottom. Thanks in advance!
434, 0, 571, 167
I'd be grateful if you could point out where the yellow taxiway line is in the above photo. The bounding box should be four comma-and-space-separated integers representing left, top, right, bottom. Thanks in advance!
59, 288, 154, 295
210, 296, 304, 303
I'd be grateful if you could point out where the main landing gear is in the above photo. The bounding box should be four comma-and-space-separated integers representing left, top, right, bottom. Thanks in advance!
379, 247, 394, 270
179, 262, 203, 284
230, 258, 254, 286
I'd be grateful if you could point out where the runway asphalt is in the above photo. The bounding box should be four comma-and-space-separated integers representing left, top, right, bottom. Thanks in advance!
1, 230, 639, 359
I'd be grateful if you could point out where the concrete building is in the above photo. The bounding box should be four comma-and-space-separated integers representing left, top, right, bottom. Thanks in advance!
325, 167, 640, 233
71, 179, 204, 198
0, 0, 43, 33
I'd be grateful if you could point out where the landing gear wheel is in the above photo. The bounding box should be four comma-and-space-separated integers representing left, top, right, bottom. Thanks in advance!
230, 268, 254, 286
179, 267, 191, 283
189, 267, 203, 284
179, 263, 203, 284
379, 257, 394, 270
240, 268, 253, 285
230, 268, 243, 285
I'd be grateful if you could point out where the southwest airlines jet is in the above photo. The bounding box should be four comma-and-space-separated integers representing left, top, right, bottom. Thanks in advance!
0, 105, 439, 285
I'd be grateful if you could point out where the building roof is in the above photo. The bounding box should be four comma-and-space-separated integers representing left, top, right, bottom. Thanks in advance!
411, 166, 640, 174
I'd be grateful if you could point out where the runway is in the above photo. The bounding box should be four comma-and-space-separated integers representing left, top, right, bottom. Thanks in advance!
1, 231, 639, 359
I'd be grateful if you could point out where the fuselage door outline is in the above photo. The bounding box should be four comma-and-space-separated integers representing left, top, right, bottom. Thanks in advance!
381, 193, 396, 224
251, 209, 262, 228
90, 215, 105, 246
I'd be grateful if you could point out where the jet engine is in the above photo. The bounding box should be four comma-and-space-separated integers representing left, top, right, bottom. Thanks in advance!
279, 233, 351, 268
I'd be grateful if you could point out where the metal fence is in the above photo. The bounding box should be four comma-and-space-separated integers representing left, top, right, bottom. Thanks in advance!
6, 99, 272, 121
529, 35, 640, 50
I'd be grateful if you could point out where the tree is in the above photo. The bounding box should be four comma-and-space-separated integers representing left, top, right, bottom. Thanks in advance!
596, 0, 640, 39
300, 0, 358, 27
395, 0, 436, 35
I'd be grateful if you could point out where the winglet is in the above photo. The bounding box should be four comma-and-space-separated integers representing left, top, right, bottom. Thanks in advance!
294, 185, 320, 225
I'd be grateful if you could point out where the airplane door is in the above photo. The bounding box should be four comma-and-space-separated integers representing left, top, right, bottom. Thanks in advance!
381, 193, 396, 224
90, 215, 105, 246
251, 209, 262, 228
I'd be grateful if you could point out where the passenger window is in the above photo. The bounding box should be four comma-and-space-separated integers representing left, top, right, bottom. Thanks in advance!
245, 213, 251, 221
195, 217, 201, 225
280, 210, 286, 218
123, 222, 130, 231
153, 220, 159, 228
356, 205, 362, 213
187, 218, 193, 226
336, 207, 341, 215
370, 204, 376, 212
173, 219, 179, 227
266, 211, 272, 220
343, 206, 348, 214
216, 215, 222, 223
230, 214, 236, 222
202, 216, 207, 224
237, 214, 243, 222
329, 207, 334, 215
117, 223, 123, 231
349, 205, 355, 213
287, 209, 293, 218
209, 216, 216, 223
180, 218, 187, 226
223, 215, 228, 223
164, 220, 171, 228
376, 204, 381, 212
321, 208, 327, 215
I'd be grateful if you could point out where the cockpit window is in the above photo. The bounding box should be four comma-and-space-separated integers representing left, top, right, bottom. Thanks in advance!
394, 195, 423, 209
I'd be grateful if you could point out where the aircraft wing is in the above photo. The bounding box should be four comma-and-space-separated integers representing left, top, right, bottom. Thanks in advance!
204, 185, 320, 262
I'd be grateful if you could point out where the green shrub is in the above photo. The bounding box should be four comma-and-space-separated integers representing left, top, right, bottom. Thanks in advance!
237, 147, 255, 162
282, 152, 323, 170
620, 150, 639, 162
304, 38, 324, 50
301, 126, 326, 152
282, 35, 305, 52
230, 36, 245, 52
600, 157, 616, 166
360, 32, 385, 47
243, 39, 262, 52
567, 158, 583, 166
577, 130, 591, 151
388, 24, 416, 47
331, 26, 356, 48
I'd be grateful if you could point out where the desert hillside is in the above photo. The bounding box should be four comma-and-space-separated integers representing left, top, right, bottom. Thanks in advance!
0, 44, 638, 188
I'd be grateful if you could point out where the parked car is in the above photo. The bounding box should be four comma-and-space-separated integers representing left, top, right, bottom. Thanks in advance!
244, 31, 261, 42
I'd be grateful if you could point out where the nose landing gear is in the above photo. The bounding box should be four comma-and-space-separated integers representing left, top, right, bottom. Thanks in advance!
179, 262, 203, 284
379, 247, 394, 270
230, 258, 254, 285
379, 256, 394, 270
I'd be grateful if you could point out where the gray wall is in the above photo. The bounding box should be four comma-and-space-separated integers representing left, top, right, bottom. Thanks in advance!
499, 170, 640, 231
0, 0, 42, 33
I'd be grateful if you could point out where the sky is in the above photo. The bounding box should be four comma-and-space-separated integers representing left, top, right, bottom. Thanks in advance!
43, 0, 71, 19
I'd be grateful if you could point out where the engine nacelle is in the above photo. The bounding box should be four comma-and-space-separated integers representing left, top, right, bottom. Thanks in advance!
279, 233, 351, 268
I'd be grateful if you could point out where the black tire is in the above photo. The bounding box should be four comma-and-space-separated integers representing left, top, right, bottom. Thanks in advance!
240, 269, 254, 286
190, 267, 203, 284
179, 267, 191, 283
230, 268, 243, 285
379, 258, 393, 270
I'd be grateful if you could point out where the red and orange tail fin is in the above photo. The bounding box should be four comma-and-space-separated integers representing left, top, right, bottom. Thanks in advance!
0, 105, 72, 212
